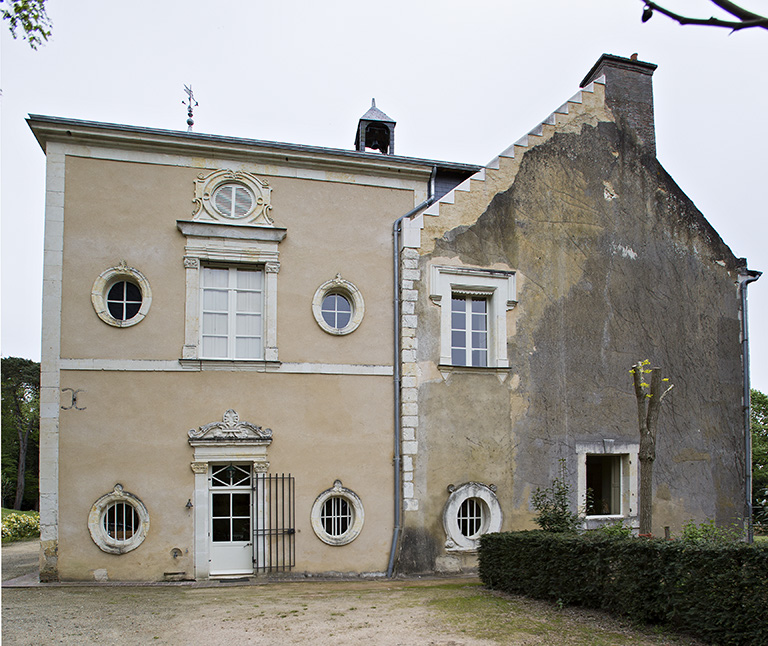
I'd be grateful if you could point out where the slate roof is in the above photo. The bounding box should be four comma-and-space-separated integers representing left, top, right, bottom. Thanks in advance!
358, 100, 395, 124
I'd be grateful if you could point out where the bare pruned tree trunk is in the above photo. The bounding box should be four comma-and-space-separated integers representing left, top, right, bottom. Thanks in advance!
632, 363, 673, 535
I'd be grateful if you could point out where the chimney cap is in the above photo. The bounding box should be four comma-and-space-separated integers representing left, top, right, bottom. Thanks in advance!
580, 53, 657, 88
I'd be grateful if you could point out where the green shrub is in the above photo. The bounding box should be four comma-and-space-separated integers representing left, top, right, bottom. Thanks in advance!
678, 518, 744, 544
479, 531, 768, 646
1, 511, 40, 541
593, 520, 633, 538
530, 459, 580, 533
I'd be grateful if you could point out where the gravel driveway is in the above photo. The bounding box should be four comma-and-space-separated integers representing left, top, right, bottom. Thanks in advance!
3, 540, 704, 646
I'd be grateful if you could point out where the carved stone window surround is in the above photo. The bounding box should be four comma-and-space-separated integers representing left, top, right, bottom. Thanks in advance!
442, 482, 502, 552
88, 484, 150, 554
91, 262, 152, 328
576, 440, 639, 530
310, 480, 365, 546
177, 220, 286, 362
311, 274, 365, 336
430, 265, 516, 368
193, 170, 273, 225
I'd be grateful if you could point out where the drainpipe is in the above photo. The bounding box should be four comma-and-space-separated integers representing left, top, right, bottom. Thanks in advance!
387, 167, 437, 578
739, 268, 761, 543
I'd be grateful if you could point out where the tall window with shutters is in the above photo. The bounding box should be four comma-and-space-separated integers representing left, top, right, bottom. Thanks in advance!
201, 266, 264, 360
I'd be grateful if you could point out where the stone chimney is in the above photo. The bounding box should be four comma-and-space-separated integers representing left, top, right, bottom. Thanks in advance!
581, 54, 658, 156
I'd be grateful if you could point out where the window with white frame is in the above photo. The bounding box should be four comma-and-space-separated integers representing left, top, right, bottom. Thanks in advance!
451, 294, 489, 367
201, 266, 264, 360
430, 265, 516, 368
443, 482, 503, 551
88, 484, 150, 554
91, 263, 153, 328
212, 183, 256, 220
320, 496, 352, 537
310, 480, 364, 546
311, 274, 365, 336
177, 217, 285, 363
576, 440, 638, 527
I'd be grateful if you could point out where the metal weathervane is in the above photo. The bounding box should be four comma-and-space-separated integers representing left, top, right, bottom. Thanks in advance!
183, 84, 198, 132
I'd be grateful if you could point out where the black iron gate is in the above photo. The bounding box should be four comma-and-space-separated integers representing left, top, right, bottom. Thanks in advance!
252, 473, 295, 572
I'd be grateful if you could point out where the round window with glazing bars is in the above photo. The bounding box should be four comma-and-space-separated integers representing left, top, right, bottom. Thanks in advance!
312, 276, 365, 336
443, 482, 502, 551
88, 484, 150, 554
91, 264, 152, 328
310, 480, 364, 546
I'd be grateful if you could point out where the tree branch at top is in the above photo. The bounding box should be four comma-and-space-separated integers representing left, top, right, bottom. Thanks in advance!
640, 0, 768, 31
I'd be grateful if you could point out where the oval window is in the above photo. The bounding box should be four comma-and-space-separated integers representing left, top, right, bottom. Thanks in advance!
213, 184, 254, 219
106, 281, 143, 321
103, 501, 141, 541
321, 294, 352, 330
91, 264, 152, 328
312, 275, 365, 336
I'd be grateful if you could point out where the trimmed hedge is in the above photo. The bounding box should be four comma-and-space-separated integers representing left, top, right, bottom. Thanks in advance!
479, 531, 768, 646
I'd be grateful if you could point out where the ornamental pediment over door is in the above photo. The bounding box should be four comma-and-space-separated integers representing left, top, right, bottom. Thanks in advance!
188, 409, 273, 445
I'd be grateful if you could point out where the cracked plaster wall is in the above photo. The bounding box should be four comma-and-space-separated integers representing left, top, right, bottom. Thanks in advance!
403, 119, 745, 572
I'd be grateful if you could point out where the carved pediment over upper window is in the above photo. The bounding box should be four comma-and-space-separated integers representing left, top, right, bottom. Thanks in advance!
193, 170, 273, 225
188, 409, 273, 443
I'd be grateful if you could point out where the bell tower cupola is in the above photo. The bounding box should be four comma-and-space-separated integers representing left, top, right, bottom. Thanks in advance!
355, 99, 396, 155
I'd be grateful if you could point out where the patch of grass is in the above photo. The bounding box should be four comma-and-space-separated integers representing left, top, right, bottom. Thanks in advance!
427, 587, 703, 645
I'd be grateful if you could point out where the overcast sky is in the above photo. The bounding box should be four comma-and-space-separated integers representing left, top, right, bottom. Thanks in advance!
1, 0, 766, 391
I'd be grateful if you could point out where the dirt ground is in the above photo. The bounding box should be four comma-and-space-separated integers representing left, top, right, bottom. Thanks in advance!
2, 540, 704, 646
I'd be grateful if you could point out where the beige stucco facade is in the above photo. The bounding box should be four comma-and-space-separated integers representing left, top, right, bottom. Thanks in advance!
32, 115, 478, 581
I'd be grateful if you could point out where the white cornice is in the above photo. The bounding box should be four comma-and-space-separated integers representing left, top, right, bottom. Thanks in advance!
27, 116, 478, 182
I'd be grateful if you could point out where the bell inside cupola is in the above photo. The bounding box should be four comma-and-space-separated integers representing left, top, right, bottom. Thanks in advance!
355, 99, 396, 155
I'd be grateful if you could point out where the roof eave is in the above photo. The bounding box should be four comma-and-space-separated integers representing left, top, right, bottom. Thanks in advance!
26, 115, 479, 179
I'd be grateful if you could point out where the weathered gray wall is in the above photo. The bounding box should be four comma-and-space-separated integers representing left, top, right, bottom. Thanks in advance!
404, 118, 745, 571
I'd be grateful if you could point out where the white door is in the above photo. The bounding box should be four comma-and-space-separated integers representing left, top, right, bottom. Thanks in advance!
209, 464, 253, 576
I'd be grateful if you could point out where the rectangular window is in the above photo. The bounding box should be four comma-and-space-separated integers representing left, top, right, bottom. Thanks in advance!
201, 266, 264, 359
585, 455, 622, 516
451, 294, 488, 367
430, 265, 516, 369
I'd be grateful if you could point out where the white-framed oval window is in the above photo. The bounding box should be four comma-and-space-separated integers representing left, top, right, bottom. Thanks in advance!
212, 183, 255, 219
310, 480, 364, 546
443, 482, 502, 551
193, 169, 273, 225
88, 484, 150, 554
312, 274, 365, 335
91, 263, 152, 328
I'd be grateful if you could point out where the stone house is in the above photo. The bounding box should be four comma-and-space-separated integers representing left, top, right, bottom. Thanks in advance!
30, 54, 758, 581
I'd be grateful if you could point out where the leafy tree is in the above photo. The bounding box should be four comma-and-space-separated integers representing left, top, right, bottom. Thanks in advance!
630, 360, 673, 535
1, 0, 51, 49
752, 388, 768, 529
639, 1, 768, 32
1, 357, 40, 510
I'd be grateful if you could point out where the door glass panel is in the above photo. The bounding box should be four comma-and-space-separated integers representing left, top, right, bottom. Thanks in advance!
212, 518, 231, 542
212, 493, 230, 517
232, 518, 250, 542
231, 493, 251, 517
